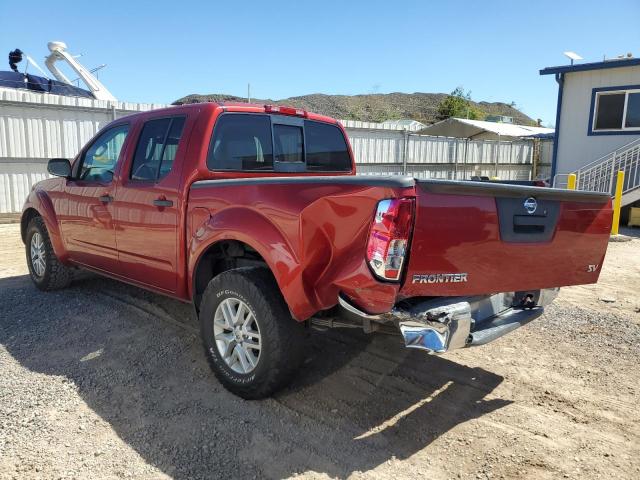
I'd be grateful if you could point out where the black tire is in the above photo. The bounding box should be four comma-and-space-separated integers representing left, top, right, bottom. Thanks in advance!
199, 267, 306, 399
25, 216, 72, 291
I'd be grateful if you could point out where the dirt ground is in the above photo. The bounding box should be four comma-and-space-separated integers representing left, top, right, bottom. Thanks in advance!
0, 222, 639, 480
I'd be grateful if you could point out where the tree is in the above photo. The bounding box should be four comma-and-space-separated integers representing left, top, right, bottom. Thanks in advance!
437, 87, 483, 120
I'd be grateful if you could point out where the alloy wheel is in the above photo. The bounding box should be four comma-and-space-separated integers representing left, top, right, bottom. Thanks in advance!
213, 298, 262, 374
30, 232, 46, 277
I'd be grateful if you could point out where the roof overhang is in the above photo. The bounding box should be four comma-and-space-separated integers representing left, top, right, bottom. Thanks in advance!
540, 58, 640, 76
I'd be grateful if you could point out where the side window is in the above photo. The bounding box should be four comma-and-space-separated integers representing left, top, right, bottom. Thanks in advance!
130, 116, 186, 181
304, 120, 351, 171
79, 124, 129, 182
273, 124, 303, 163
207, 114, 273, 170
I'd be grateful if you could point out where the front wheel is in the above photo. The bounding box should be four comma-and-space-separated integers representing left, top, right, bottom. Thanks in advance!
199, 267, 306, 399
25, 216, 72, 291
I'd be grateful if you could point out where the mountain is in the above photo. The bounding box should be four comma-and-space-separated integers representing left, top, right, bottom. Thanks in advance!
173, 92, 536, 126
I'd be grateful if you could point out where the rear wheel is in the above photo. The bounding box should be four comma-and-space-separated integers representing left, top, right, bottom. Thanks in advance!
25, 216, 72, 291
199, 267, 305, 399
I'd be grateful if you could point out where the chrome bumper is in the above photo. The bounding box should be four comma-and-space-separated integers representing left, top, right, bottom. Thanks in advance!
338, 288, 559, 354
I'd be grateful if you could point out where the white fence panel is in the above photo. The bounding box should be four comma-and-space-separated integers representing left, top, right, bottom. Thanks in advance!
0, 88, 549, 212
407, 135, 464, 164
0, 162, 50, 213
0, 88, 166, 212
343, 128, 404, 164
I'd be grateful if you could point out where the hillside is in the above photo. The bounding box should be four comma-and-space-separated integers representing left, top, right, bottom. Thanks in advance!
173, 92, 535, 125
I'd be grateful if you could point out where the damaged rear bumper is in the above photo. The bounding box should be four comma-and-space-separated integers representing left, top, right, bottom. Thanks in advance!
337, 289, 559, 353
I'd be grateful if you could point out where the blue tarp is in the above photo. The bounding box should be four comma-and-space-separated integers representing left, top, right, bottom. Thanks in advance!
0, 71, 94, 98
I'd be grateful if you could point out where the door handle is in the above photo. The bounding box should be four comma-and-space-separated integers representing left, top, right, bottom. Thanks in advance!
98, 194, 113, 204
153, 198, 173, 208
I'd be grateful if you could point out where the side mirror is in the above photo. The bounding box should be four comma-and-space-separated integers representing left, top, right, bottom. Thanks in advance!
47, 158, 72, 178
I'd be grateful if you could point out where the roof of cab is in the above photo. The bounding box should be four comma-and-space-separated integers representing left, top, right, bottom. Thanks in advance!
118, 101, 339, 125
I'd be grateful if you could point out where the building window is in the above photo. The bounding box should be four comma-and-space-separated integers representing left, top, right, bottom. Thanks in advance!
592, 87, 640, 133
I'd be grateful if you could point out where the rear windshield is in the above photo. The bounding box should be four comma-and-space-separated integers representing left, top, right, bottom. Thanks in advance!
304, 120, 352, 171
207, 114, 351, 172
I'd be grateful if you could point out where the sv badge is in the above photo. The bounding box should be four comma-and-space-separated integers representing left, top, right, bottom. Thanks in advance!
587, 264, 599, 272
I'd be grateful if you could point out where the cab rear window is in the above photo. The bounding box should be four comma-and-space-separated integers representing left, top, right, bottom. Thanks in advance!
304, 120, 351, 171
208, 115, 274, 171
207, 114, 351, 172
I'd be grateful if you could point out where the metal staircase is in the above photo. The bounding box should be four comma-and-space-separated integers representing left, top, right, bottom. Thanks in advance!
569, 138, 640, 206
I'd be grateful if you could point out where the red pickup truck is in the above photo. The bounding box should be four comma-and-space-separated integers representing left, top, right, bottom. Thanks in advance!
21, 102, 612, 398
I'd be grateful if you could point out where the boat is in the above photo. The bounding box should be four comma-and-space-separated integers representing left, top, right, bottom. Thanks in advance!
0, 41, 116, 101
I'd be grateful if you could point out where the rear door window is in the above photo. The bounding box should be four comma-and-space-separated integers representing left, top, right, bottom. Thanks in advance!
207, 115, 273, 170
130, 116, 186, 181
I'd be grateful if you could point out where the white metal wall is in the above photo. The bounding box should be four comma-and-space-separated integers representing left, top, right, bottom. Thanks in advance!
1, 88, 545, 213
0, 87, 166, 213
537, 139, 554, 179
345, 126, 536, 181
0, 161, 49, 213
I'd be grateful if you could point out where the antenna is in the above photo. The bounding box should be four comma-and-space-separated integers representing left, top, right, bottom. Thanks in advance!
563, 51, 583, 65
70, 64, 107, 86
247, 83, 251, 103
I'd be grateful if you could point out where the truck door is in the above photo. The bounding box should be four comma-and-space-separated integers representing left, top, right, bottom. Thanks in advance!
60, 123, 130, 273
112, 115, 189, 293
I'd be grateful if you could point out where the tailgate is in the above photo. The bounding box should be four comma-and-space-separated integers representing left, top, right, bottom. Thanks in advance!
400, 180, 613, 298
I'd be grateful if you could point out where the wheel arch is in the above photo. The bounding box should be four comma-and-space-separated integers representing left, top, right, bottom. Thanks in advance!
191, 238, 273, 312
21, 190, 68, 261
21, 207, 40, 243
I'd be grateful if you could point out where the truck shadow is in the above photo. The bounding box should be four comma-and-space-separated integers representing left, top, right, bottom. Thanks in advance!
0, 274, 511, 479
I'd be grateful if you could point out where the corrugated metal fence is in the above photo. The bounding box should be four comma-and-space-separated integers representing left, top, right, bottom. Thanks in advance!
344, 126, 538, 180
0, 89, 551, 213
0, 88, 164, 212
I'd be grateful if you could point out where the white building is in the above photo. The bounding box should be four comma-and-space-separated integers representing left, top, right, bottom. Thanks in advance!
540, 57, 640, 206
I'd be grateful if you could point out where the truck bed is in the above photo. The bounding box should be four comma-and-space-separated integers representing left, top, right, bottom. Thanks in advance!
188, 175, 612, 318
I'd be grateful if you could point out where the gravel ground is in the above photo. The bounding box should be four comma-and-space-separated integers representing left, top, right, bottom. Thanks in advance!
0, 223, 639, 479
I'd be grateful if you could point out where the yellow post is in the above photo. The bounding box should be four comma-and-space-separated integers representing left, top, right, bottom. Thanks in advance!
611, 170, 625, 235
567, 173, 577, 190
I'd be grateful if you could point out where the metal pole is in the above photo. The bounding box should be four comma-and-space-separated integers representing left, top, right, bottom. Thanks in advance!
402, 130, 409, 175
454, 140, 459, 180
495, 134, 500, 178
611, 170, 625, 235
463, 138, 469, 180
531, 139, 537, 180
608, 151, 617, 194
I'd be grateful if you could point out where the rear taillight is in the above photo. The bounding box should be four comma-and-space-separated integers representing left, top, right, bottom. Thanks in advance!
366, 198, 414, 281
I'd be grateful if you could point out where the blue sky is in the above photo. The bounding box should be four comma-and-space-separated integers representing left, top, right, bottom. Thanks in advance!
1, 0, 639, 125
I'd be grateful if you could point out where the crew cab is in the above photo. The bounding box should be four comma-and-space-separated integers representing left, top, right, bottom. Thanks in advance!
21, 103, 613, 398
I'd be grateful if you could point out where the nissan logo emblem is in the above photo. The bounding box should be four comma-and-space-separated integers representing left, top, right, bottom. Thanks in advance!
524, 197, 537, 214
